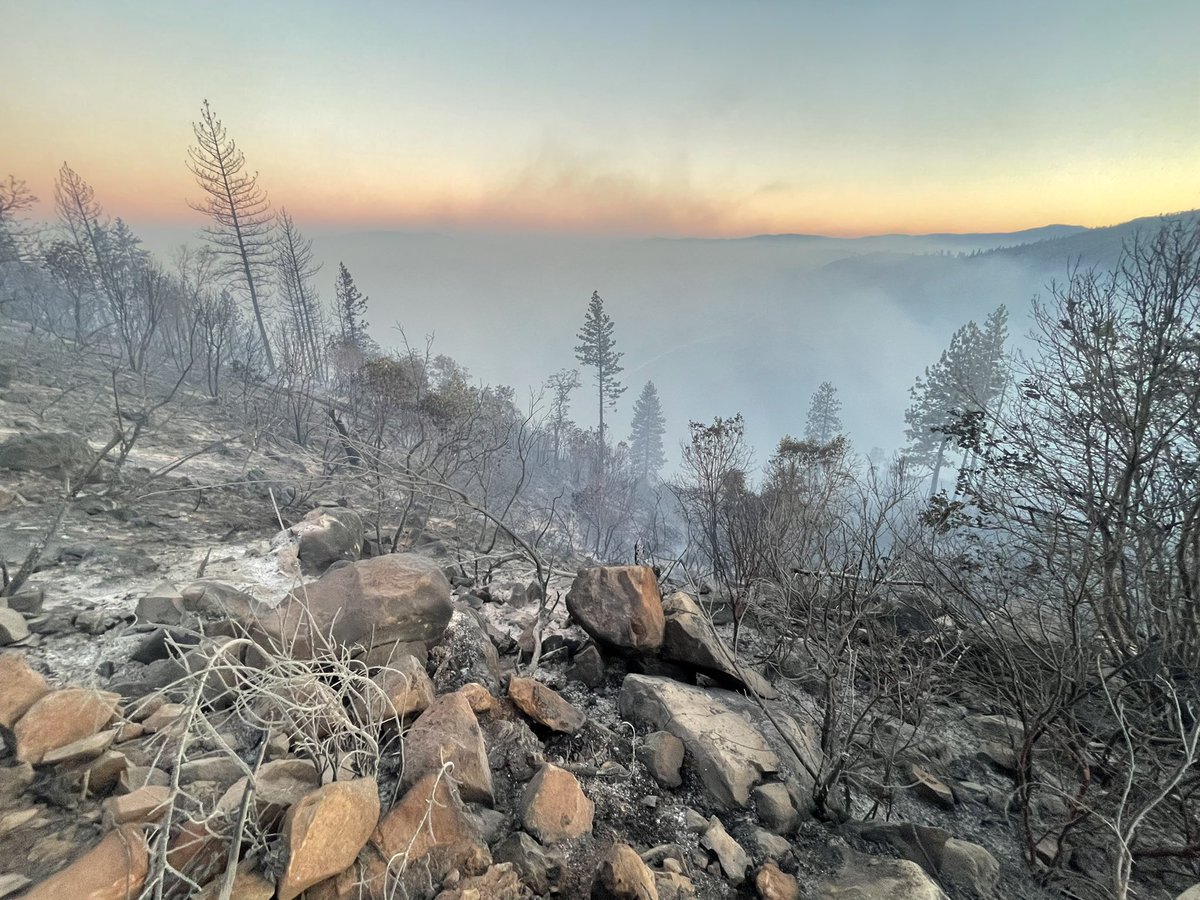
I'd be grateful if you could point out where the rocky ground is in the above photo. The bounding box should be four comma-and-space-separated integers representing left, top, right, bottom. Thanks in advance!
0, 327, 1194, 900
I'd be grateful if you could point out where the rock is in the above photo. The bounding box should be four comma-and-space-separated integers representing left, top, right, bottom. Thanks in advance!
22, 824, 149, 900
750, 828, 792, 861
179, 579, 262, 625
0, 432, 93, 477
908, 763, 955, 810
0, 652, 49, 730
655, 870, 697, 900
855, 823, 997, 896
141, 702, 185, 732
637, 731, 684, 788
355, 654, 435, 725
177, 755, 246, 787
370, 772, 490, 897
619, 674, 779, 809
435, 861, 527, 900
277, 777, 380, 900
755, 861, 800, 900
0, 762, 35, 798
566, 644, 606, 688
214, 759, 321, 824
493, 832, 562, 895
660, 592, 779, 698
119, 765, 169, 793
593, 842, 659, 899
14, 688, 120, 765
5, 588, 44, 615
354, 638, 428, 670
940, 838, 1001, 898
457, 682, 497, 715
135, 581, 185, 625
520, 763, 594, 844
261, 553, 453, 657
74, 608, 124, 635
0, 609, 29, 645
402, 692, 494, 806
288, 506, 364, 573
0, 874, 31, 899
103, 784, 171, 826
565, 565, 665, 653
1178, 887, 1200, 900
701, 816, 749, 884
84, 751, 128, 793
752, 783, 798, 833
431, 606, 503, 694
41, 728, 116, 766
508, 677, 586, 734
195, 866, 275, 899
815, 851, 948, 900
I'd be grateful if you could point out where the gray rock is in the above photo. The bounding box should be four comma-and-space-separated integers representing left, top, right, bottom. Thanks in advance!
566, 644, 606, 688
619, 674, 779, 809
135, 581, 185, 626
753, 782, 799, 833
288, 506, 364, 573
5, 589, 44, 616
0, 432, 93, 477
701, 816, 749, 884
0, 609, 30, 644
661, 591, 779, 698
816, 851, 948, 899
493, 831, 561, 894
637, 731, 684, 788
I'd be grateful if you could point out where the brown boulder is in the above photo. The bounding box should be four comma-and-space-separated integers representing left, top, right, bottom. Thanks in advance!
354, 655, 435, 725
661, 592, 778, 699
519, 764, 594, 845
402, 693, 494, 806
14, 688, 120, 765
278, 777, 381, 900
755, 861, 800, 900
103, 785, 171, 826
592, 842, 659, 899
435, 862, 528, 900
261, 554, 453, 657
369, 772, 490, 897
0, 652, 49, 730
508, 677, 586, 734
23, 824, 149, 900
565, 566, 664, 653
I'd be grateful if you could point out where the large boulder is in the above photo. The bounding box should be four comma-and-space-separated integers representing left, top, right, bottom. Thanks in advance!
368, 772, 490, 897
277, 777, 380, 900
13, 687, 120, 765
0, 432, 93, 478
286, 506, 364, 574
856, 823, 999, 898
401, 692, 494, 806
260, 554, 453, 658
520, 764, 594, 845
566, 566, 664, 653
619, 674, 779, 809
592, 842, 659, 899
0, 652, 49, 731
815, 851, 948, 900
23, 824, 149, 900
660, 592, 778, 699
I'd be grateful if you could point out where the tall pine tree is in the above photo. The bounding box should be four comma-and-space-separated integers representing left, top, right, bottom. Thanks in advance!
333, 262, 373, 353
804, 381, 843, 444
574, 290, 625, 463
628, 381, 667, 481
905, 305, 1009, 495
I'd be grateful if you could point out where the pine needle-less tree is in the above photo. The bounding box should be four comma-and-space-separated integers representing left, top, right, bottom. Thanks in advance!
805, 381, 843, 444
544, 368, 580, 462
275, 209, 325, 379
188, 100, 276, 371
574, 290, 625, 464
628, 381, 667, 481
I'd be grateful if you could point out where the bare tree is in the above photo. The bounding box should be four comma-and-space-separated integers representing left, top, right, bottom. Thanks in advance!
188, 99, 276, 371
275, 208, 325, 380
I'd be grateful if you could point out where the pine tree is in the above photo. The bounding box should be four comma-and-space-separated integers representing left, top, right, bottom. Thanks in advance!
188, 100, 276, 371
905, 305, 1009, 495
628, 381, 667, 481
333, 262, 373, 353
574, 290, 625, 461
804, 381, 843, 444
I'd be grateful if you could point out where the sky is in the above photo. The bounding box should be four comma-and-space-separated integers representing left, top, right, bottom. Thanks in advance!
4, 0, 1199, 238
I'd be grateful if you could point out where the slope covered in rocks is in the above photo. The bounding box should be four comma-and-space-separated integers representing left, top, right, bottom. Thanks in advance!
0, 325, 1189, 900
